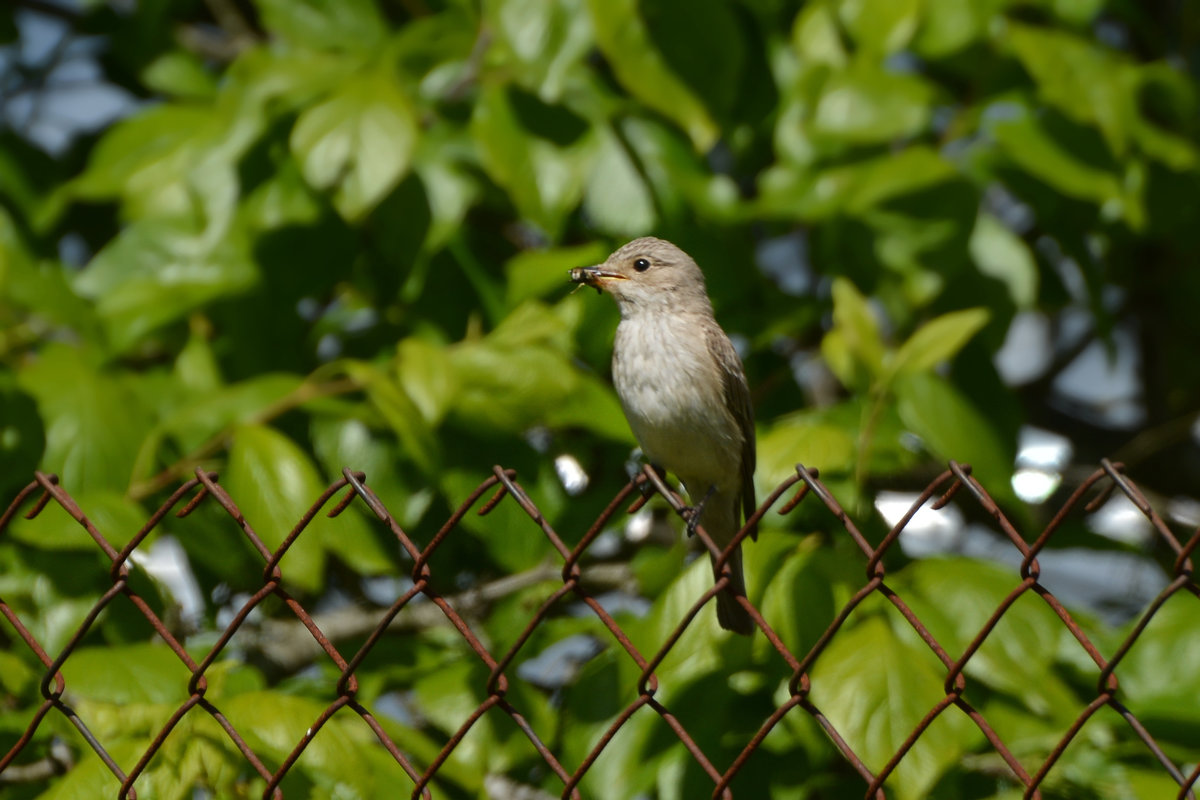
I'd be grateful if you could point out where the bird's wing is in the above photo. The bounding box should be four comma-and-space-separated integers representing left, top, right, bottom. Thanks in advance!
707, 326, 757, 541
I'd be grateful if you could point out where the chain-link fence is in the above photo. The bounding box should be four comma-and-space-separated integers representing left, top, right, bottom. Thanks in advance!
1, 460, 1197, 799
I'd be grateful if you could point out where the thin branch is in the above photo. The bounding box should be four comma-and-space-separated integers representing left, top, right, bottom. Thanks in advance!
241, 562, 636, 675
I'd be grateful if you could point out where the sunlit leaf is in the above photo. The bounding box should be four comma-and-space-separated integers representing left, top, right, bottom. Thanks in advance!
256, 0, 388, 52
895, 372, 1014, 499
825, 277, 885, 385
586, 0, 718, 150
74, 218, 258, 351
291, 69, 419, 221
16, 345, 151, 493
225, 424, 391, 591
809, 615, 979, 800
968, 213, 1038, 308
891, 307, 989, 376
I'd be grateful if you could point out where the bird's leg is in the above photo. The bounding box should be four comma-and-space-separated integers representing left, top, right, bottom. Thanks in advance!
685, 484, 717, 537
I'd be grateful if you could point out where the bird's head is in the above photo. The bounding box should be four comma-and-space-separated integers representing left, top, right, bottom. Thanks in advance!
569, 237, 711, 314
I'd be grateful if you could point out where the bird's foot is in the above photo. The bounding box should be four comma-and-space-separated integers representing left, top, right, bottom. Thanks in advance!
685, 484, 717, 537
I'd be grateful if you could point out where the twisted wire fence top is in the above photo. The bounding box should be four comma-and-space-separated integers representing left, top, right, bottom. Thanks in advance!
0, 460, 1197, 799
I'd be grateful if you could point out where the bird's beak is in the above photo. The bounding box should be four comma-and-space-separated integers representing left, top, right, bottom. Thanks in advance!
569, 266, 626, 293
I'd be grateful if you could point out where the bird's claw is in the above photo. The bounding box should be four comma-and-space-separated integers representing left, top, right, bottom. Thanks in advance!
685, 485, 717, 537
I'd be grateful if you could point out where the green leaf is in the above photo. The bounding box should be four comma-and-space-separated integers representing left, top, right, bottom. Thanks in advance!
988, 104, 1124, 208
895, 372, 1014, 498
395, 337, 458, 426
911, 0, 999, 57
759, 147, 957, 220
505, 242, 610, 306
69, 104, 220, 218
824, 278, 885, 387
792, 2, 848, 67
809, 615, 978, 800
618, 116, 740, 220
839, 0, 919, 55
290, 69, 419, 221
968, 212, 1038, 308
542, 371, 630, 441
470, 84, 594, 238
895, 558, 1079, 721
255, 0, 388, 52
586, 0, 718, 150
310, 414, 434, 530
757, 415, 856, 487
758, 539, 850, 660
1117, 594, 1200, 727
140, 51, 218, 100
891, 307, 989, 376
61, 643, 190, 704
811, 66, 935, 145
133, 373, 305, 484
73, 218, 258, 352
483, 0, 594, 100
1007, 23, 1132, 155
225, 424, 391, 591
16, 345, 151, 493
582, 125, 658, 236
413, 129, 483, 253
8, 490, 146, 551
346, 360, 441, 474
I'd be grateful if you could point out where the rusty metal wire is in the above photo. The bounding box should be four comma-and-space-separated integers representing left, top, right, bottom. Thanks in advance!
0, 460, 1197, 799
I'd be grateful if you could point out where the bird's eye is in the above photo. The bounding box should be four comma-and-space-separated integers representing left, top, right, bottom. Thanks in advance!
633, 258, 651, 272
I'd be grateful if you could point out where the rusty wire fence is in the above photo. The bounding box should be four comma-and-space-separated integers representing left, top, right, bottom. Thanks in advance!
0, 460, 1198, 799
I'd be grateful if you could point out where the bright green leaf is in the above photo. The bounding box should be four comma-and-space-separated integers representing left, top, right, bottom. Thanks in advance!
346, 360, 441, 474
1008, 23, 1132, 155
988, 104, 1125, 208
291, 69, 419, 221
61, 643, 190, 704
583, 126, 658, 236
968, 212, 1038, 308
73, 218, 258, 352
811, 66, 934, 145
225, 424, 391, 591
470, 84, 594, 238
838, 0, 919, 55
826, 278, 885, 382
809, 615, 978, 800
16, 345, 151, 493
891, 307, 989, 376
255, 0, 387, 52
895, 372, 1014, 498
586, 0, 719, 150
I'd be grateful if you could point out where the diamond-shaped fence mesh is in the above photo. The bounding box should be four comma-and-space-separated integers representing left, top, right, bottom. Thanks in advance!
0, 460, 1197, 799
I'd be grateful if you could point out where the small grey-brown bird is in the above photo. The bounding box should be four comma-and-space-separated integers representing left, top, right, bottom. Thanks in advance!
571, 237, 757, 634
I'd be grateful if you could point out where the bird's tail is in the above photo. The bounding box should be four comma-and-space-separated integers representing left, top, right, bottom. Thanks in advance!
713, 544, 754, 635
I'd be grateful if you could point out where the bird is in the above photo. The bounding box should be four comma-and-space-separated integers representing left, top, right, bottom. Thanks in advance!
570, 237, 757, 634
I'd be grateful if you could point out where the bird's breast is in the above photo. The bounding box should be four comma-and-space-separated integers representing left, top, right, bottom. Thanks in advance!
612, 313, 742, 491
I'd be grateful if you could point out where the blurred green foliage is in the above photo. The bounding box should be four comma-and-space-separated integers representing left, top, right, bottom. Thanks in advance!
2, 0, 1199, 797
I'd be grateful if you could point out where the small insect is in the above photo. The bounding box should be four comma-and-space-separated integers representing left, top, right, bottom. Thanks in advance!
568, 267, 603, 294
